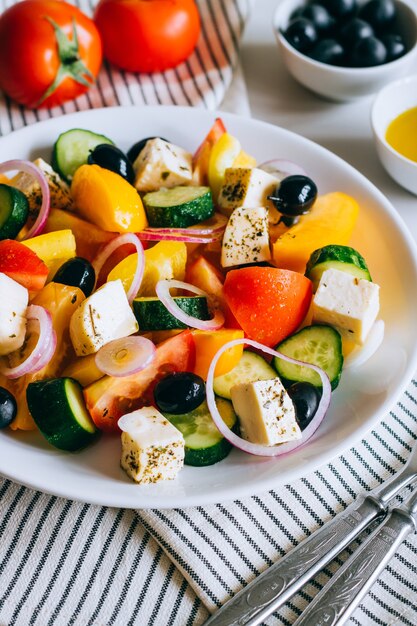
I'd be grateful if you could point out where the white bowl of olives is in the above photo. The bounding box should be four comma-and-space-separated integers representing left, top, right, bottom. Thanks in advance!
273, 0, 417, 101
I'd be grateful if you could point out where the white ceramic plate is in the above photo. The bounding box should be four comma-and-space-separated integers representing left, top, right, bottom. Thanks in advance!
1, 105, 417, 510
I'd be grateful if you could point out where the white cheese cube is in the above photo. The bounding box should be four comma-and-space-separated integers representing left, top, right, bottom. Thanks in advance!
70, 280, 138, 356
0, 273, 28, 355
12, 158, 73, 212
312, 268, 380, 345
221, 206, 271, 268
133, 138, 193, 192
230, 378, 301, 446
217, 167, 279, 218
120, 407, 185, 483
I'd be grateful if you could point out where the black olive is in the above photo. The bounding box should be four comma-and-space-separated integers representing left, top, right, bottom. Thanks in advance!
309, 38, 345, 64
381, 33, 406, 61
284, 18, 318, 52
286, 382, 321, 430
349, 36, 387, 66
339, 18, 374, 46
0, 387, 17, 429
127, 136, 169, 165
297, 4, 336, 31
268, 175, 318, 218
359, 0, 396, 30
320, 0, 357, 20
53, 257, 96, 297
88, 144, 135, 185
154, 372, 206, 414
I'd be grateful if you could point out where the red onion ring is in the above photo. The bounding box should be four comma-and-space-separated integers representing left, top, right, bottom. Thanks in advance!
92, 233, 144, 304
0, 305, 56, 379
145, 214, 228, 236
137, 231, 222, 244
0, 159, 50, 240
206, 337, 331, 457
155, 279, 225, 331
95, 336, 156, 377
259, 159, 308, 181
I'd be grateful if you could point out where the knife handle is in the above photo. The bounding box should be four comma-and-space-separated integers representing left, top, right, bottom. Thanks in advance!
203, 495, 384, 626
293, 508, 416, 626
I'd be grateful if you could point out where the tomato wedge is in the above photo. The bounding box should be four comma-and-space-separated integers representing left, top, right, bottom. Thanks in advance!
0, 239, 48, 291
223, 267, 312, 347
84, 330, 195, 432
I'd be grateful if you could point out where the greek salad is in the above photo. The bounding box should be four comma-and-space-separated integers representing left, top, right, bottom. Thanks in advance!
0, 118, 384, 484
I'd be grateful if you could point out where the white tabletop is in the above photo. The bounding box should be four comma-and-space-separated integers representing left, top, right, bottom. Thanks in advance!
240, 0, 417, 241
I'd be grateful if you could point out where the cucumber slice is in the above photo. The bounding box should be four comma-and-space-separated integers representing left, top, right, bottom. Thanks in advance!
52, 129, 114, 181
26, 377, 98, 451
273, 324, 343, 390
0, 184, 29, 239
143, 186, 214, 228
132, 295, 210, 330
305, 245, 371, 291
213, 350, 277, 400
163, 398, 237, 466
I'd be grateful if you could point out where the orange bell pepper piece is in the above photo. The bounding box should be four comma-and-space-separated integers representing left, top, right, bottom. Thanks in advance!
192, 328, 244, 379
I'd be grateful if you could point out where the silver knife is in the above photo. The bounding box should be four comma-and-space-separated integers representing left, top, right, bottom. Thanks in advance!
293, 486, 417, 626
203, 442, 417, 626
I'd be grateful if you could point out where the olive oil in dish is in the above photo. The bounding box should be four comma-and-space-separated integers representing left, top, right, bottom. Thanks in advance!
385, 106, 417, 162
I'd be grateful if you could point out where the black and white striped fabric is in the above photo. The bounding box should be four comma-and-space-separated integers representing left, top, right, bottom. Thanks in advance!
0, 0, 250, 136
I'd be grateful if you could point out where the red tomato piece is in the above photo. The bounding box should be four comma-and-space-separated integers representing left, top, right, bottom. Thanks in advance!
0, 239, 48, 291
223, 267, 312, 347
0, 0, 102, 109
83, 330, 196, 432
94, 0, 201, 73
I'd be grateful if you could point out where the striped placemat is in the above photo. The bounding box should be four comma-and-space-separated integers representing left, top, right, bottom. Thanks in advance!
0, 0, 251, 135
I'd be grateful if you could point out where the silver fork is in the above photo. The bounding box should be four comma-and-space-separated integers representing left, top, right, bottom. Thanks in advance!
203, 441, 417, 626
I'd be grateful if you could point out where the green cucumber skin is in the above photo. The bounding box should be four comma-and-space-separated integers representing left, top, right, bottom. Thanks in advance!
52, 129, 114, 181
306, 245, 371, 290
133, 296, 210, 331
213, 350, 277, 400
143, 187, 214, 228
0, 184, 29, 240
273, 325, 343, 391
26, 377, 98, 452
164, 398, 237, 467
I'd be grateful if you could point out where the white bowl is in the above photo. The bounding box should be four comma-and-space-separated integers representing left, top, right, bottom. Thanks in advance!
273, 0, 417, 101
371, 74, 417, 194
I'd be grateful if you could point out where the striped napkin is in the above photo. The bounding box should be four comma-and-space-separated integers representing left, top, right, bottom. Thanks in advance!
0, 0, 251, 135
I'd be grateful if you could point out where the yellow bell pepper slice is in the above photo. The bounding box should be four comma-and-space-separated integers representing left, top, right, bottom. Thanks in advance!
192, 329, 244, 379
71, 164, 147, 233
208, 133, 241, 201
22, 229, 76, 280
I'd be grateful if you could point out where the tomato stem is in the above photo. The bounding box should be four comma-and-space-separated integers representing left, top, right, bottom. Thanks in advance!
37, 17, 95, 106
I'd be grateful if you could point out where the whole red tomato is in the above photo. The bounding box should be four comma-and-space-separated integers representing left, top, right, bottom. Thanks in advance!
94, 0, 201, 73
0, 0, 102, 109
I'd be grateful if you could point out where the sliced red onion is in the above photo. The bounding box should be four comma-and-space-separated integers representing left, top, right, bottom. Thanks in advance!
145, 213, 228, 236
0, 305, 56, 379
259, 159, 308, 181
0, 159, 50, 239
95, 336, 156, 377
206, 337, 331, 457
92, 233, 144, 304
155, 279, 225, 331
344, 320, 385, 370
137, 230, 222, 244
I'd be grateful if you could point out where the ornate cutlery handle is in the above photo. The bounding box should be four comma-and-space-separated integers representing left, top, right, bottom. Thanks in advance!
293, 508, 416, 626
203, 496, 384, 626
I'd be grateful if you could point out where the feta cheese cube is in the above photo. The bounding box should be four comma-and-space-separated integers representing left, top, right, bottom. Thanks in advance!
0, 273, 28, 355
120, 407, 185, 483
217, 167, 279, 218
221, 206, 271, 267
70, 280, 138, 356
312, 268, 380, 345
230, 378, 301, 446
133, 138, 193, 192
12, 158, 73, 212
